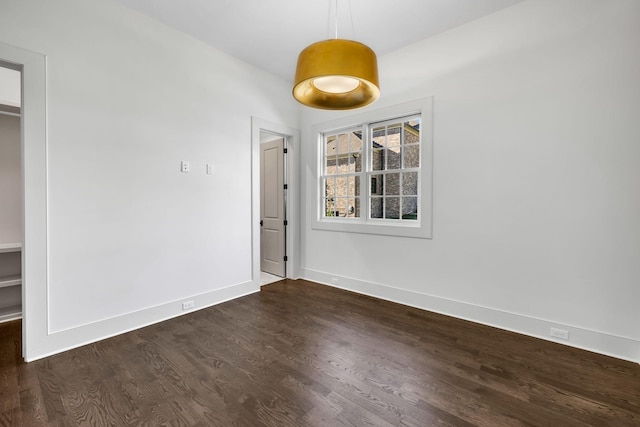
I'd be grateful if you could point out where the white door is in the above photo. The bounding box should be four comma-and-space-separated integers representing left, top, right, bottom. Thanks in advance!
260, 138, 286, 277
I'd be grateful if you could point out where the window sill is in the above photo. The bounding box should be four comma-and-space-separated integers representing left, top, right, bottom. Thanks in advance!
312, 217, 432, 239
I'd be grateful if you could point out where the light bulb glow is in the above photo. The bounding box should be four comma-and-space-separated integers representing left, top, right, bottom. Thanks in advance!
313, 76, 360, 93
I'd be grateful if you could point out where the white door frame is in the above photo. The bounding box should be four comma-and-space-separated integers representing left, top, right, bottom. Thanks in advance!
260, 136, 286, 277
0, 42, 48, 361
251, 117, 300, 283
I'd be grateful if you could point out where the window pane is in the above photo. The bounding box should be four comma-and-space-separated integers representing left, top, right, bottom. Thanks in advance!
324, 177, 335, 200
336, 155, 349, 174
402, 197, 418, 220
385, 197, 400, 219
346, 176, 355, 198
372, 126, 386, 147
354, 197, 361, 217
385, 173, 400, 196
324, 198, 336, 217
335, 177, 348, 198
387, 124, 401, 146
350, 131, 363, 153
402, 172, 418, 195
353, 176, 361, 197
387, 147, 401, 170
346, 198, 359, 218
349, 152, 362, 173
336, 133, 348, 155
326, 135, 337, 156
404, 119, 420, 144
325, 155, 337, 174
371, 148, 384, 171
370, 174, 383, 196
403, 144, 419, 168
346, 154, 355, 173
335, 197, 348, 217
370, 197, 383, 219
350, 130, 363, 173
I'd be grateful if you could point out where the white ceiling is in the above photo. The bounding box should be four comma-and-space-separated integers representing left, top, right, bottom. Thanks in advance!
112, 0, 524, 82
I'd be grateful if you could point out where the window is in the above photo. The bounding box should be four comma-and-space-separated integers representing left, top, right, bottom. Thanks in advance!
312, 98, 433, 238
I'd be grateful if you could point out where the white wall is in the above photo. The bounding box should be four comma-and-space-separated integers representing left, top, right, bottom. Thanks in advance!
0, 113, 21, 243
300, 0, 640, 362
0, 0, 298, 359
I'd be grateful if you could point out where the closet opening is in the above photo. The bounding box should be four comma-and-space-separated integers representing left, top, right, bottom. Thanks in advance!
0, 64, 23, 325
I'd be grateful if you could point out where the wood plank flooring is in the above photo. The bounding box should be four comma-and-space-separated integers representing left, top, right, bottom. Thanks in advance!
1, 279, 639, 426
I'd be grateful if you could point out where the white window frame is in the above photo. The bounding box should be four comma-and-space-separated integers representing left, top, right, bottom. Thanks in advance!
311, 97, 433, 239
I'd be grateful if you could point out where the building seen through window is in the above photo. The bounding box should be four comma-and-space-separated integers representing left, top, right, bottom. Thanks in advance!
322, 115, 421, 222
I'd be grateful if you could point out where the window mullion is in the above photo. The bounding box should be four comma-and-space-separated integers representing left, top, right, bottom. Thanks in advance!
362, 123, 370, 222
319, 133, 326, 219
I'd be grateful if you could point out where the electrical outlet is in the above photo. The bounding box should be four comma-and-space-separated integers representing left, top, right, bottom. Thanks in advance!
182, 300, 195, 310
206, 163, 214, 175
181, 160, 190, 173
331, 277, 339, 285
550, 327, 569, 340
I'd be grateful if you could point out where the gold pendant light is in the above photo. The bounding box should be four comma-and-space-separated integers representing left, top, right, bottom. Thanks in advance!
292, 1, 380, 110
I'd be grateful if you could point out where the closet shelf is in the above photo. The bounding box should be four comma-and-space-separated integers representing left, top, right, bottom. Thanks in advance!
0, 243, 21, 253
0, 274, 21, 289
0, 304, 21, 323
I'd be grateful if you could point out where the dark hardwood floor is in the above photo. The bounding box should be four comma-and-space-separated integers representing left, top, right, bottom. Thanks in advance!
1, 279, 639, 426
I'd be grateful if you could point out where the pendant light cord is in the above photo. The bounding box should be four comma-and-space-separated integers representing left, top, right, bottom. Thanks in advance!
348, 0, 354, 39
334, 0, 338, 39
332, 0, 354, 40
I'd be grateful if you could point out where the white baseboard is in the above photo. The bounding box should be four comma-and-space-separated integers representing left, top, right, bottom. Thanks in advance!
301, 268, 640, 364
26, 280, 259, 362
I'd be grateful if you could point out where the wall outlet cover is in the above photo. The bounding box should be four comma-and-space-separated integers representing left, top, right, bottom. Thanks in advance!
550, 327, 569, 340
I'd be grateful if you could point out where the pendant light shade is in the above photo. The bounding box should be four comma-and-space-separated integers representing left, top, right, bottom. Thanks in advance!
293, 39, 380, 110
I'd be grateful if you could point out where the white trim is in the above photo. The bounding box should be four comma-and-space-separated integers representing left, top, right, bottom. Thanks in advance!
26, 281, 258, 361
251, 117, 301, 280
310, 97, 433, 239
0, 42, 48, 361
302, 268, 640, 364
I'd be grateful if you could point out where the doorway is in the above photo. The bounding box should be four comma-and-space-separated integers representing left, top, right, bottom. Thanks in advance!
260, 133, 286, 285
251, 117, 300, 287
0, 65, 22, 324
0, 41, 47, 362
